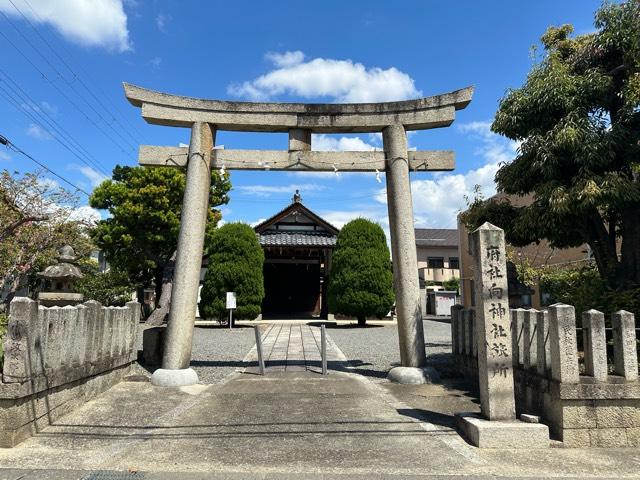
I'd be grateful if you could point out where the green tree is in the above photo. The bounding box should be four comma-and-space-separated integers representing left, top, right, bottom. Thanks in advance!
327, 219, 394, 326
442, 277, 460, 293
75, 259, 134, 307
90, 165, 230, 323
0, 169, 93, 310
462, 1, 640, 291
199, 222, 265, 321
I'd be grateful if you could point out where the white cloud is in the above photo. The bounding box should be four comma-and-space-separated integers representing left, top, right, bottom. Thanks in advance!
69, 205, 102, 225
264, 50, 305, 68
77, 166, 108, 187
371, 121, 517, 228
312, 134, 376, 151
155, 13, 170, 32
319, 208, 387, 230
285, 134, 377, 179
228, 51, 421, 102
250, 218, 267, 227
0, 150, 11, 161
319, 206, 392, 247
457, 121, 520, 165
0, 0, 131, 52
234, 183, 325, 198
26, 123, 52, 140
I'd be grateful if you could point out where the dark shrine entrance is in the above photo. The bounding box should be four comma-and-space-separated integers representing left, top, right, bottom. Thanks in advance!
255, 191, 338, 319
263, 261, 321, 317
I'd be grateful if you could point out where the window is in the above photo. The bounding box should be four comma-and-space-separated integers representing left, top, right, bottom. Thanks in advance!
448, 257, 460, 269
427, 257, 444, 269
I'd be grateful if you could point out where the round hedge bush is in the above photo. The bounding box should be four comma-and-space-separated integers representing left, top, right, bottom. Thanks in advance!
327, 218, 394, 326
199, 222, 265, 321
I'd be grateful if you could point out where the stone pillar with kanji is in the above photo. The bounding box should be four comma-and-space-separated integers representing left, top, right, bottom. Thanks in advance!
472, 222, 515, 419
455, 222, 549, 448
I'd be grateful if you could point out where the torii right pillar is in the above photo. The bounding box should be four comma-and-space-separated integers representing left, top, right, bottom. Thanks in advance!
383, 124, 438, 384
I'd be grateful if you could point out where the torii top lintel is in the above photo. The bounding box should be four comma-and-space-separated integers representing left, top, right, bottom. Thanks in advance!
123, 83, 474, 133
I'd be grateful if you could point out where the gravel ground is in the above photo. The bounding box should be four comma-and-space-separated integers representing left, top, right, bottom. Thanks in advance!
134, 324, 258, 384
134, 320, 452, 384
189, 325, 257, 383
326, 319, 453, 382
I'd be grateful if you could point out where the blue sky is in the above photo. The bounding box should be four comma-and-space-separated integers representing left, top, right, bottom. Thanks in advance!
0, 0, 602, 233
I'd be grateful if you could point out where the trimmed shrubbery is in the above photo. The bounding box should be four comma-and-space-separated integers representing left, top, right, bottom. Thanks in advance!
199, 222, 265, 321
327, 218, 394, 326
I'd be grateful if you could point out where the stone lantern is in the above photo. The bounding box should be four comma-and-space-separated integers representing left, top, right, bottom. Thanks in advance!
38, 245, 84, 307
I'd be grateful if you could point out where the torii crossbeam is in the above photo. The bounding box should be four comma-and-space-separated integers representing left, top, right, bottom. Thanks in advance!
124, 83, 473, 387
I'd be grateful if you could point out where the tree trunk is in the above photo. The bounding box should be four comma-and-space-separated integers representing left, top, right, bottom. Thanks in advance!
145, 252, 176, 325
585, 212, 621, 290
145, 277, 173, 325
619, 205, 640, 288
357, 315, 366, 327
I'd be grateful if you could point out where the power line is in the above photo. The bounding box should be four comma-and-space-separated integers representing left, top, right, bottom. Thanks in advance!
19, 0, 146, 141
0, 79, 111, 177
2, 3, 138, 151
0, 14, 136, 159
0, 69, 110, 176
0, 133, 90, 196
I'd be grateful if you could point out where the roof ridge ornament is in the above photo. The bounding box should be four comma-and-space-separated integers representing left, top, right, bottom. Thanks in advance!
293, 189, 302, 203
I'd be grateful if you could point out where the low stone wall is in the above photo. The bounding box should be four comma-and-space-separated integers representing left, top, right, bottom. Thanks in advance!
452, 304, 640, 447
0, 297, 139, 447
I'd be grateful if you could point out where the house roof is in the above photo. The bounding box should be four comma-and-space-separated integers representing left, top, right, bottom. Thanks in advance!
415, 228, 459, 247
258, 231, 337, 247
254, 201, 339, 235
254, 197, 339, 248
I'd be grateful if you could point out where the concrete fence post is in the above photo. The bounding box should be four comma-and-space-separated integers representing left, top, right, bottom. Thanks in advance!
2, 297, 38, 382
523, 309, 538, 371
548, 303, 579, 383
46, 307, 63, 372
464, 309, 474, 356
511, 308, 526, 368
83, 300, 101, 364
582, 309, 608, 382
611, 310, 638, 381
450, 304, 463, 355
536, 310, 551, 376
457, 309, 466, 355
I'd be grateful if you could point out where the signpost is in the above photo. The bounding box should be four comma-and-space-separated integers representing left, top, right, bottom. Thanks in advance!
226, 292, 236, 329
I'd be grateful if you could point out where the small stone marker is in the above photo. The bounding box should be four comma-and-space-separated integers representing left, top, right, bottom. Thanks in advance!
471, 222, 515, 421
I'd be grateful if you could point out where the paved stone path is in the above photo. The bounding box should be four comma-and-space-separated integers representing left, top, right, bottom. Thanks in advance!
0, 370, 637, 478
244, 323, 345, 374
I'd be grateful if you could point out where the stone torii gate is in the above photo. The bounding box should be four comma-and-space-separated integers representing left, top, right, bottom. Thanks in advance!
124, 83, 473, 387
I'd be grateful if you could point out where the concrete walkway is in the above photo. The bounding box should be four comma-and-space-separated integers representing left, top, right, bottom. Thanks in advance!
1, 324, 640, 478
244, 324, 343, 374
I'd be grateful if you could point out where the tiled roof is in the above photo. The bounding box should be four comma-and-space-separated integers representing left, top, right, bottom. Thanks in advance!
414, 228, 459, 247
253, 201, 339, 234
258, 231, 337, 247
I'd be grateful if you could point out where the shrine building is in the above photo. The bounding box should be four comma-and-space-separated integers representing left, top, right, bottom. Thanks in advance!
254, 191, 339, 319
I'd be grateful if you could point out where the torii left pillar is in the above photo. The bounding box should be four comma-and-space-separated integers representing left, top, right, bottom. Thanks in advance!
151, 122, 214, 387
384, 124, 438, 384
